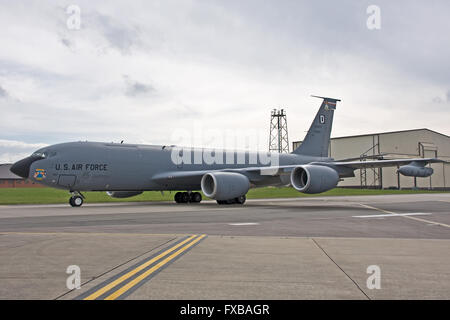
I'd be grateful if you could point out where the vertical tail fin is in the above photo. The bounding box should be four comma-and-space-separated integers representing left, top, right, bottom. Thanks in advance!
292, 95, 340, 157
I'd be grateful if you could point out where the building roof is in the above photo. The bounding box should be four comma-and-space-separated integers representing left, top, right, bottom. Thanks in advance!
330, 128, 450, 140
292, 128, 450, 146
0, 164, 23, 180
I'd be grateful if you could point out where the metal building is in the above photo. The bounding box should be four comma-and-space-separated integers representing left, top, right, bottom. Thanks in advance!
292, 128, 450, 190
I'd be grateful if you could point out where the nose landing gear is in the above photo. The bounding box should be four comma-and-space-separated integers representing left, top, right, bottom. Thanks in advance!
69, 192, 84, 207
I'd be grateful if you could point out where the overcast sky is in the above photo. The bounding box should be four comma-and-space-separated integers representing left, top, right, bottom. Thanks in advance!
0, 0, 449, 162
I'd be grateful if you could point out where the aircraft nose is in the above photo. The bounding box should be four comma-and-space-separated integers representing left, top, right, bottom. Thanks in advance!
10, 156, 42, 179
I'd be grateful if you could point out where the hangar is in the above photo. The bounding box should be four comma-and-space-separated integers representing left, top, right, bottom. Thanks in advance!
292, 128, 450, 190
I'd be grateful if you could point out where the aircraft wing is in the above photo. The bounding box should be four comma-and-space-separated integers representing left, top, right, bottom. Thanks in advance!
328, 157, 445, 169
151, 166, 293, 186
151, 158, 445, 185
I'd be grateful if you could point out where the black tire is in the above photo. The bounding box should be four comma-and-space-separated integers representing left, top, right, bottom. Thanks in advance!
70, 196, 83, 207
181, 192, 190, 203
216, 200, 226, 205
235, 195, 246, 204
174, 192, 182, 203
191, 192, 202, 203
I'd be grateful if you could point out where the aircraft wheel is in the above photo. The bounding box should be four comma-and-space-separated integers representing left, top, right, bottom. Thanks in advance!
216, 200, 227, 205
181, 192, 190, 203
191, 192, 202, 203
174, 192, 182, 203
70, 196, 83, 207
235, 195, 246, 205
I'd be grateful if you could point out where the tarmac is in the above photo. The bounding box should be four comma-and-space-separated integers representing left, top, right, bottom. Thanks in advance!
0, 193, 449, 300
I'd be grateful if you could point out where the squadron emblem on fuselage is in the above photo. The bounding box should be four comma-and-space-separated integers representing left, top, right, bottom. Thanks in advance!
33, 169, 47, 180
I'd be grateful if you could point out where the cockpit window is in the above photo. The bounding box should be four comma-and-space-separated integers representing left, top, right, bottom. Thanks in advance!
32, 150, 57, 158
32, 152, 47, 158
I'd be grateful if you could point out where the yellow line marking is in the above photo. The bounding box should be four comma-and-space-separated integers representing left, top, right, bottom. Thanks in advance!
358, 203, 450, 228
105, 234, 206, 300
83, 235, 198, 300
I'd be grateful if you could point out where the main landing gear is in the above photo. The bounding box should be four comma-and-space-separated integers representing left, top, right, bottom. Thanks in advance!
174, 192, 246, 205
216, 195, 246, 205
174, 192, 202, 203
69, 192, 84, 207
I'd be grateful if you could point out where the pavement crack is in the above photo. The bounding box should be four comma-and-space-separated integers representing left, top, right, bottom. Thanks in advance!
311, 238, 371, 300
53, 236, 178, 300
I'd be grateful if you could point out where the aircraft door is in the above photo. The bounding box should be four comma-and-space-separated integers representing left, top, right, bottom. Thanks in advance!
58, 174, 77, 188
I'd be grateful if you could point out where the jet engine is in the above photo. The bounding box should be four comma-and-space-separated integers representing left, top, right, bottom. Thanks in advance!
201, 172, 250, 200
106, 191, 143, 198
290, 165, 339, 194
398, 163, 433, 177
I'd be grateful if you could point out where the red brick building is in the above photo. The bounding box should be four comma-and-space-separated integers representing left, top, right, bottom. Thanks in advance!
0, 164, 44, 188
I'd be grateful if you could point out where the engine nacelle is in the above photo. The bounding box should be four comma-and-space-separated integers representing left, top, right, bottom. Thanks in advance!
290, 165, 339, 194
201, 172, 250, 200
106, 191, 143, 198
398, 164, 433, 177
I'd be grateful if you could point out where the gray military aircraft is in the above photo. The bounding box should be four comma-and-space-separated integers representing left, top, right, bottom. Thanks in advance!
10, 96, 443, 207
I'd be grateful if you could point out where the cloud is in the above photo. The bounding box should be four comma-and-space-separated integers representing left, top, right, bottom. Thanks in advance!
60, 38, 72, 48
0, 0, 449, 157
0, 85, 8, 98
123, 75, 155, 97
86, 11, 141, 54
432, 96, 444, 104
431, 89, 450, 105
0, 139, 48, 163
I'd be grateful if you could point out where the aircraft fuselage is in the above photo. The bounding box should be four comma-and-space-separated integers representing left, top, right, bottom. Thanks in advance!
17, 141, 324, 192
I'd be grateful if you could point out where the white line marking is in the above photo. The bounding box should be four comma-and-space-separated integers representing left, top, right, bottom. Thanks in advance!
228, 222, 260, 226
353, 212, 432, 218
358, 203, 450, 228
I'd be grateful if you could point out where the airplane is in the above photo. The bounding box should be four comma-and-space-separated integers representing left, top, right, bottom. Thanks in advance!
10, 96, 443, 207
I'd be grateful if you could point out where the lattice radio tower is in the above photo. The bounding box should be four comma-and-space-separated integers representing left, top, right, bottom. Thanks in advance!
269, 109, 289, 153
